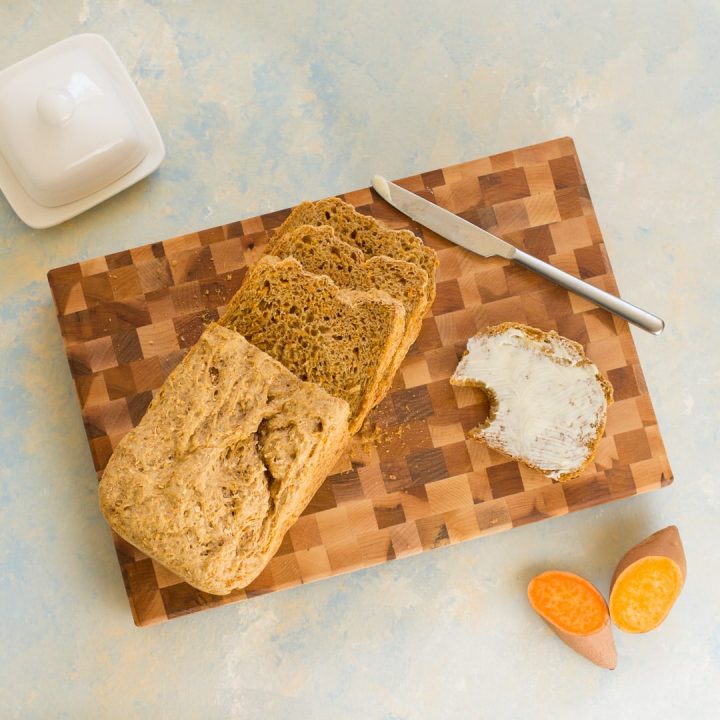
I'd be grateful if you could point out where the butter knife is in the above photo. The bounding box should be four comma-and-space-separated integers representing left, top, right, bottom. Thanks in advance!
372, 175, 664, 335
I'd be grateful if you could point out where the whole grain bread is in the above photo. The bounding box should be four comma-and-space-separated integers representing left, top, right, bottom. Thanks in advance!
451, 322, 613, 482
219, 254, 405, 432
275, 197, 439, 306
99, 324, 350, 595
266, 224, 428, 403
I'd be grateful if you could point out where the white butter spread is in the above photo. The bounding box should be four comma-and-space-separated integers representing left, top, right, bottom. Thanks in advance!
451, 327, 608, 479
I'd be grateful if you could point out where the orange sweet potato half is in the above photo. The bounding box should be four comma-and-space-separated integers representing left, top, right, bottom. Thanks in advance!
609, 525, 686, 634
528, 570, 617, 669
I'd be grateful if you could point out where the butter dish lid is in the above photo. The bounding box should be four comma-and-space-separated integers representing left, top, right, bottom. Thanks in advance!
0, 34, 164, 228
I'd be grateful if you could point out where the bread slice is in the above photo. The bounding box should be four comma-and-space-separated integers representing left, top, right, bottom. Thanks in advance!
99, 324, 350, 595
219, 254, 405, 432
275, 197, 439, 306
266, 224, 428, 403
451, 322, 613, 482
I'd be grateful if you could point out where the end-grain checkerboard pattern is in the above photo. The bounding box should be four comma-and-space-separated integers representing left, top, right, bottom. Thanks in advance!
48, 137, 672, 626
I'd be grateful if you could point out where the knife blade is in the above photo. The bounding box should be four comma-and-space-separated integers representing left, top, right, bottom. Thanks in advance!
372, 175, 664, 335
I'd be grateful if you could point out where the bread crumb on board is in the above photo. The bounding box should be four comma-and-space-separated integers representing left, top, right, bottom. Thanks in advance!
347, 419, 408, 466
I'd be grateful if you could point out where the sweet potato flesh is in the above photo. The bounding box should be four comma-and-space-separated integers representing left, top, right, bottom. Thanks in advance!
528, 571, 607, 635
610, 556, 683, 633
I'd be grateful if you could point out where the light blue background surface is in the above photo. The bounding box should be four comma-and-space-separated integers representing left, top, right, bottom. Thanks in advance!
1, 1, 719, 717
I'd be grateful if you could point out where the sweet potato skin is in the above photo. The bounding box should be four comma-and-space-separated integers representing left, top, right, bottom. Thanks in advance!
528, 571, 617, 670
609, 525, 686, 633
610, 525, 686, 589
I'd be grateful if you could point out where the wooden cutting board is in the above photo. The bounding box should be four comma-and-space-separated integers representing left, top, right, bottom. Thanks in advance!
47, 137, 672, 626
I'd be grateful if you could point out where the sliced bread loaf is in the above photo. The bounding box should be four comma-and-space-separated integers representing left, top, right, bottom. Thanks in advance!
451, 322, 613, 482
266, 224, 428, 402
219, 254, 405, 432
99, 324, 350, 595
275, 197, 439, 305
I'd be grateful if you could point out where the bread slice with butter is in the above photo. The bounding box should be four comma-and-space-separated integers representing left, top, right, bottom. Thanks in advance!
99, 324, 350, 595
265, 224, 428, 405
451, 323, 613, 482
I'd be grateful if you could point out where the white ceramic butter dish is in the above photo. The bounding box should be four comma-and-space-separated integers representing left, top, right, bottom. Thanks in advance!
0, 34, 164, 228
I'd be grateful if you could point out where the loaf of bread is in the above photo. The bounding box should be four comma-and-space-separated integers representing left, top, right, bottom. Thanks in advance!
266, 224, 428, 404
451, 323, 613, 481
275, 197, 439, 306
99, 324, 350, 595
219, 254, 405, 432
99, 198, 437, 596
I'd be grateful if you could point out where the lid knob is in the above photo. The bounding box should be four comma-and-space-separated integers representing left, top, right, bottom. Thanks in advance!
36, 87, 75, 126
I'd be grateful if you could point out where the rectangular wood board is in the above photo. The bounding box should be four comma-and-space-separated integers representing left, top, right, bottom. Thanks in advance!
47, 137, 672, 626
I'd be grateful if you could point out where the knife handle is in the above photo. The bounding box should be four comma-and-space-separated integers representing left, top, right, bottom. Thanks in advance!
513, 249, 665, 335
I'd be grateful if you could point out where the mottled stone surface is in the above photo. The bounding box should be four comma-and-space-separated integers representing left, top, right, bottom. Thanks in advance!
1, 1, 718, 718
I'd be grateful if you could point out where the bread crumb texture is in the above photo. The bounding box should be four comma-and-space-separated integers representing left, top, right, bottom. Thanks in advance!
266, 223, 430, 406
219, 255, 405, 433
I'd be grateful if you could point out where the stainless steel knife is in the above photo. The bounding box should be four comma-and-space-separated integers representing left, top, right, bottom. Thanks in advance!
372, 175, 664, 335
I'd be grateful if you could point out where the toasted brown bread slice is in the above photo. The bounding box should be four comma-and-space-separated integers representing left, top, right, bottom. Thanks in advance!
219, 255, 405, 432
99, 325, 350, 595
451, 322, 613, 482
266, 224, 428, 403
275, 197, 439, 306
